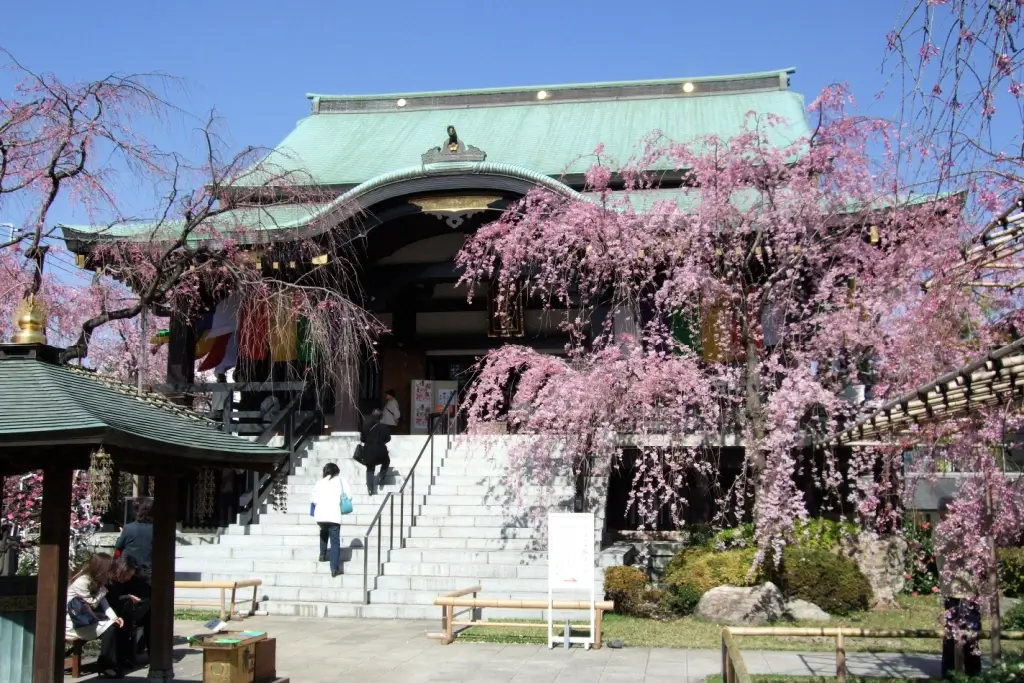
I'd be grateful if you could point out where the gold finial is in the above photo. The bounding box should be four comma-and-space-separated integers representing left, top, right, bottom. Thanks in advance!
12, 295, 47, 344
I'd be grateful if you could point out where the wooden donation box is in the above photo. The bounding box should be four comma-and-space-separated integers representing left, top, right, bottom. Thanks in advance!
191, 631, 279, 683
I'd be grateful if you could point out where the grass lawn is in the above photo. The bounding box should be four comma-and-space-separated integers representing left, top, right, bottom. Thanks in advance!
459, 595, 1023, 653
703, 676, 940, 683
173, 608, 222, 622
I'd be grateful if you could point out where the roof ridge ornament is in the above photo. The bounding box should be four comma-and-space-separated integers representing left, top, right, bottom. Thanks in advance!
12, 294, 47, 345
422, 125, 486, 164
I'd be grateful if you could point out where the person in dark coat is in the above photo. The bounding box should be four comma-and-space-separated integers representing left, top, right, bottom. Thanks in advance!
361, 409, 391, 495
113, 497, 153, 654
106, 555, 150, 670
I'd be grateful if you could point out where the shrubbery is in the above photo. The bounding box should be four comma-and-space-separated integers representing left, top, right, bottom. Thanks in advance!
780, 546, 872, 616
998, 548, 1024, 598
902, 518, 939, 596
665, 547, 763, 594
1003, 600, 1024, 631
604, 565, 650, 615
662, 581, 702, 616
950, 655, 1024, 683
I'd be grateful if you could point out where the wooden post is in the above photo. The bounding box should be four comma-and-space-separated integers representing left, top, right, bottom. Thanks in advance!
229, 583, 238, 621
595, 608, 604, 650
33, 466, 73, 683
252, 583, 259, 616
444, 602, 454, 644
721, 636, 730, 683
219, 587, 227, 622
148, 475, 180, 683
835, 631, 846, 683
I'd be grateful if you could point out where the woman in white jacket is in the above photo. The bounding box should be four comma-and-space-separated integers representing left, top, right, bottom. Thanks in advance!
66, 553, 125, 678
311, 462, 351, 577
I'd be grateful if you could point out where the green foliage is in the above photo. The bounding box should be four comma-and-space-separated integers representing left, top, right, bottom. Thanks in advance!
1003, 601, 1024, 631
792, 519, 859, 552
950, 655, 1024, 683
998, 548, 1024, 598
903, 518, 940, 596
603, 565, 649, 615
781, 546, 872, 616
666, 547, 762, 594
662, 581, 702, 616
709, 523, 756, 550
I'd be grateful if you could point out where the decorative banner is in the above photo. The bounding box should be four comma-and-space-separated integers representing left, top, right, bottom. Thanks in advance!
487, 285, 525, 338
269, 291, 298, 362
411, 380, 433, 434
238, 298, 269, 360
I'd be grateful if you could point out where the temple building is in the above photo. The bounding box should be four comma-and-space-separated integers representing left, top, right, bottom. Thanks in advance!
56, 70, 820, 619
64, 67, 808, 436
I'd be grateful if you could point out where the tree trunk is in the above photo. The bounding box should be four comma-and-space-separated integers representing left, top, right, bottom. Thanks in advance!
739, 301, 766, 515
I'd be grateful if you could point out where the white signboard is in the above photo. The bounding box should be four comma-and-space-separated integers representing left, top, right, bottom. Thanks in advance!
410, 380, 432, 434
547, 512, 595, 649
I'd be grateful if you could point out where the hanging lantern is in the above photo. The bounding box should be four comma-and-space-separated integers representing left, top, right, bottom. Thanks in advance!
88, 449, 113, 514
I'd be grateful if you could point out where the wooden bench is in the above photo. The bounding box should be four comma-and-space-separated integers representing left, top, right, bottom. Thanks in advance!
173, 579, 262, 621
64, 639, 83, 679
431, 585, 614, 649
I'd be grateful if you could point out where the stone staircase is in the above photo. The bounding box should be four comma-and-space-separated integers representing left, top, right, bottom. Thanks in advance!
174, 433, 606, 619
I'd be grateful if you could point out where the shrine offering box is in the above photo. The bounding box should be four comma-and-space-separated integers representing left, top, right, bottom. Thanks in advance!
191, 631, 267, 683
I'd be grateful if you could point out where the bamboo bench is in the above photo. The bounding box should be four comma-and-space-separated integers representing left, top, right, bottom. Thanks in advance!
431, 585, 614, 648
64, 639, 83, 678
173, 579, 262, 621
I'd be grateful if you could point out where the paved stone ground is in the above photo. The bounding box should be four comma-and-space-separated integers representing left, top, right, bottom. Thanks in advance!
68, 617, 943, 683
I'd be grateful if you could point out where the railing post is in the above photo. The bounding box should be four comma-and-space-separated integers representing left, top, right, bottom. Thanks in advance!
835, 631, 846, 683
430, 435, 434, 485
362, 534, 370, 605
721, 634, 729, 683
399, 478, 406, 548
250, 470, 260, 525
389, 495, 395, 552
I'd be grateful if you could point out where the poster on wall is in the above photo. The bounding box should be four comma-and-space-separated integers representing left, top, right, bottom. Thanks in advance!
411, 380, 433, 434
433, 380, 458, 415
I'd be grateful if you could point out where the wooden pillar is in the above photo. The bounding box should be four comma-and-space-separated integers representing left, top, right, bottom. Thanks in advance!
166, 312, 195, 392
33, 466, 73, 683
148, 474, 179, 683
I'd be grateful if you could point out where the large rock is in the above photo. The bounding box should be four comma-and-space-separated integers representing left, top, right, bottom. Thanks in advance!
843, 532, 908, 609
696, 582, 787, 626
786, 599, 830, 622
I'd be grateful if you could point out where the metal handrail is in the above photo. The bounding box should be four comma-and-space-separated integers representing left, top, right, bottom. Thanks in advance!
360, 391, 459, 604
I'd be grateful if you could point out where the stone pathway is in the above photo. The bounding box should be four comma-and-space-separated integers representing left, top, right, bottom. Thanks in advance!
68, 617, 942, 683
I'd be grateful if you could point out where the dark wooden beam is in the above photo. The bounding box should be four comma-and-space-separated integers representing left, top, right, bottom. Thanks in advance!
166, 312, 195, 402
378, 335, 572, 353
148, 474, 179, 682
33, 465, 73, 683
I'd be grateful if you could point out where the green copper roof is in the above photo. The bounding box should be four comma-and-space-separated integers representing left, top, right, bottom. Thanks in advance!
0, 346, 287, 466
263, 69, 808, 187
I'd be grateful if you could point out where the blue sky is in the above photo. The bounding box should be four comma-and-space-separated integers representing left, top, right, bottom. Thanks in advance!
2, 0, 903, 159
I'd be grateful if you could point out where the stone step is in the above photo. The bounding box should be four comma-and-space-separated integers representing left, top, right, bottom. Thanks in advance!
382, 562, 604, 580
225, 523, 408, 538
417, 494, 572, 507
410, 515, 532, 529
383, 548, 548, 565
259, 600, 594, 621
175, 543, 391, 560
204, 572, 370, 590
426, 484, 573, 497
367, 588, 601, 606
416, 504, 545, 517
176, 556, 372, 575
403, 536, 537, 550
405, 526, 540, 540
375, 575, 562, 593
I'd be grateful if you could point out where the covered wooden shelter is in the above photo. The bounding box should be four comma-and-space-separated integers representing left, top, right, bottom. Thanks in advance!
0, 323, 286, 682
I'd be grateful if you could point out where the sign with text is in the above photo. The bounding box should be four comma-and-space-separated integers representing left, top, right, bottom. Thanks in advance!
547, 512, 595, 589
547, 512, 596, 650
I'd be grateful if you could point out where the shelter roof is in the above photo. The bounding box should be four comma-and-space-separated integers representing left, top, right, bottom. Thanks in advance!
836, 338, 1024, 446
0, 343, 286, 471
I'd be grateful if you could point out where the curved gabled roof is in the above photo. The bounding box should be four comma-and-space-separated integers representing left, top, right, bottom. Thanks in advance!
264, 69, 808, 187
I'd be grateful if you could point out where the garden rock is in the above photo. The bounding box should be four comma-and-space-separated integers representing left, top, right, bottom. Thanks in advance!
696, 582, 786, 626
786, 599, 830, 622
843, 532, 908, 609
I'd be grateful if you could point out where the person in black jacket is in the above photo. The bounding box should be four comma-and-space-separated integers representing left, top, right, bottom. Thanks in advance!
361, 409, 391, 495
114, 497, 153, 655
106, 555, 150, 670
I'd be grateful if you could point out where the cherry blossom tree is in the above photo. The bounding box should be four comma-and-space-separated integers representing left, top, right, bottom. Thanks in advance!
456, 86, 997, 559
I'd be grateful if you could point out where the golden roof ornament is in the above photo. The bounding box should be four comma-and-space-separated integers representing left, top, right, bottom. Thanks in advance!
12, 294, 47, 344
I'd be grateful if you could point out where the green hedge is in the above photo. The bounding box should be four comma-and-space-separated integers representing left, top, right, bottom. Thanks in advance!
603, 565, 649, 615
665, 547, 764, 594
998, 547, 1024, 598
780, 546, 872, 616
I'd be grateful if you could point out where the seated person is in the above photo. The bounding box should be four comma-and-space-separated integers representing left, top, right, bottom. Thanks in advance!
66, 553, 124, 679
106, 556, 150, 669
